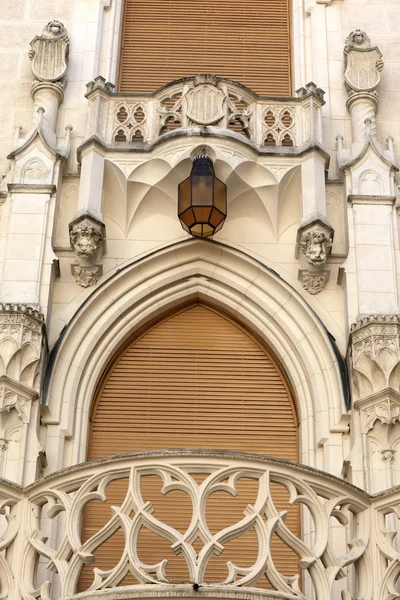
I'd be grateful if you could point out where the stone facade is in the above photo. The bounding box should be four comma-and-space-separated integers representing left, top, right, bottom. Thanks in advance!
0, 1, 400, 599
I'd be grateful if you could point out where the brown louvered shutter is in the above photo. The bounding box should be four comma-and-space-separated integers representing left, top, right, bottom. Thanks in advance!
82, 304, 299, 590
118, 0, 292, 96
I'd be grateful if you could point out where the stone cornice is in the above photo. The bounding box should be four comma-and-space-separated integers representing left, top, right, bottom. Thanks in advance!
7, 183, 57, 195
76, 133, 330, 167
0, 303, 45, 327
350, 314, 400, 334
348, 194, 397, 205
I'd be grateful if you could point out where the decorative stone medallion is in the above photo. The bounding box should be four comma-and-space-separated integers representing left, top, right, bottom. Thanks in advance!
344, 30, 383, 93
29, 20, 69, 83
185, 83, 225, 125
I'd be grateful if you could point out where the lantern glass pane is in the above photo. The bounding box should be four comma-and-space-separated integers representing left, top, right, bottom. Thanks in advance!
209, 208, 225, 228
202, 224, 214, 237
192, 175, 213, 206
178, 177, 192, 212
213, 178, 227, 212
180, 207, 196, 228
191, 223, 203, 236
193, 207, 212, 223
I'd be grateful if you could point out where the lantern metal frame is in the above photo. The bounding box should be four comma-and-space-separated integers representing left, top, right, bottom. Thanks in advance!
178, 154, 227, 238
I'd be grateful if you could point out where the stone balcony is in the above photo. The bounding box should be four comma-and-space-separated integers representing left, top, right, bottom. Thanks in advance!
1, 449, 399, 600
83, 75, 325, 151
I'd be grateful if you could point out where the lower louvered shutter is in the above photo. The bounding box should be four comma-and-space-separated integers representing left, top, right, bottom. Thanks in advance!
81, 304, 299, 590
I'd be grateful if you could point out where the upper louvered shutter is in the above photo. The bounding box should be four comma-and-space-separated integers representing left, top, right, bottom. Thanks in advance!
118, 0, 292, 96
82, 304, 299, 590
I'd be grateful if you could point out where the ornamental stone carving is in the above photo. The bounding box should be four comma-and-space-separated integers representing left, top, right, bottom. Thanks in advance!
29, 20, 69, 84
351, 315, 400, 398
360, 394, 400, 434
342, 30, 383, 145
0, 452, 370, 599
69, 217, 105, 258
350, 315, 400, 492
297, 219, 333, 295
69, 214, 105, 288
298, 221, 333, 266
344, 30, 383, 94
71, 264, 103, 288
27, 21, 70, 150
0, 304, 44, 390
299, 270, 330, 295
185, 75, 226, 125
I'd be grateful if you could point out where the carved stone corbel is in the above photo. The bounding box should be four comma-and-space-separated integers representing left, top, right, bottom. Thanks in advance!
69, 215, 105, 287
297, 219, 334, 294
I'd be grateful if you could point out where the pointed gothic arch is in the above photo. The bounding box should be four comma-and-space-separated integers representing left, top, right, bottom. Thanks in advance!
43, 239, 348, 475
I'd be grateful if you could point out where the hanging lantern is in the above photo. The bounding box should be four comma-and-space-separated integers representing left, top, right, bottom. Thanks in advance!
178, 154, 227, 238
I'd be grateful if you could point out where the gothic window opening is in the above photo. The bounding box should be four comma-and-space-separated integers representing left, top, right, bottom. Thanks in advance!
82, 303, 300, 590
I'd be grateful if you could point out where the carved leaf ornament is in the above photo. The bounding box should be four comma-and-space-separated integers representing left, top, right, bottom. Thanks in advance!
0, 454, 371, 599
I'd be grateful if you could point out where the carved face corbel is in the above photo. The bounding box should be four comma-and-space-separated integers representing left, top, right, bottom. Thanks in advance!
297, 219, 334, 295
69, 215, 105, 288
298, 221, 334, 266
69, 216, 105, 259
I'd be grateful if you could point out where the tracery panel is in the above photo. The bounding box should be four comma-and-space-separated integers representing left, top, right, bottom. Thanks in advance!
83, 304, 299, 589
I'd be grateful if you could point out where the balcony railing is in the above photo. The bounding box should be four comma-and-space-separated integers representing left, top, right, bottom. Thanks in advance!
1, 450, 399, 600
84, 76, 325, 150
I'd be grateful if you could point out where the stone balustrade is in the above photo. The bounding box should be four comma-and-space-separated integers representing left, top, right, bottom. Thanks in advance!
84, 76, 324, 150
1, 449, 399, 600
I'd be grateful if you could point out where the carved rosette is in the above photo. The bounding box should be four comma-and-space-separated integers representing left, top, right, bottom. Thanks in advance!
69, 217, 104, 258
